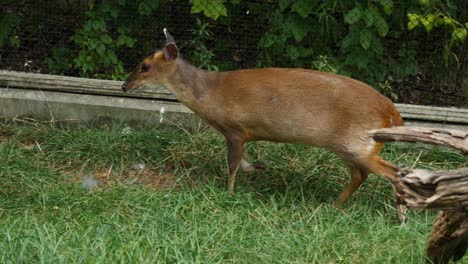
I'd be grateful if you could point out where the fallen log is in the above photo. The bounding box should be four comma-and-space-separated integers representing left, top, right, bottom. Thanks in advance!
394, 168, 468, 212
370, 126, 468, 264
371, 126, 467, 154
426, 211, 468, 264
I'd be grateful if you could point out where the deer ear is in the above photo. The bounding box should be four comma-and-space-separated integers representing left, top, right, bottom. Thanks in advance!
163, 43, 179, 61
163, 28, 178, 61
163, 28, 175, 44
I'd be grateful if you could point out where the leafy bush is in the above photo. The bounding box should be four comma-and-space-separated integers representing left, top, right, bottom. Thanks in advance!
0, 0, 466, 105
0, 1, 22, 53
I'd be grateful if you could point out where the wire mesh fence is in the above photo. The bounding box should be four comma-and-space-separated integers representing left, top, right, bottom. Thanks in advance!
0, 0, 466, 106
0, 0, 269, 75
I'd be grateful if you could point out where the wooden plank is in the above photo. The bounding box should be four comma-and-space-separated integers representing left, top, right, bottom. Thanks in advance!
1, 70, 467, 125
395, 103, 468, 124
0, 70, 177, 100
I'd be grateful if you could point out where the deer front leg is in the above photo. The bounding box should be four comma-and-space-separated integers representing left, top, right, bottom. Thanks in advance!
226, 136, 245, 193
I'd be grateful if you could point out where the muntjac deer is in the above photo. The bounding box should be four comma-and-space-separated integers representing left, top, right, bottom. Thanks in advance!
123, 29, 406, 221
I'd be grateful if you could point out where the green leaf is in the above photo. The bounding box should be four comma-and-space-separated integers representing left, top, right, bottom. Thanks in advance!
191, 0, 227, 20
341, 34, 354, 49
443, 16, 454, 26
404, 60, 418, 76
9, 35, 20, 48
341, 24, 360, 50
421, 18, 432, 32
286, 45, 313, 59
345, 49, 369, 69
96, 43, 105, 56
92, 19, 106, 31
344, 7, 362, 24
110, 9, 119, 18
407, 21, 418, 30
407, 13, 419, 21
285, 14, 310, 42
258, 33, 277, 48
0, 13, 21, 47
433, 16, 444, 27
100, 34, 112, 45
362, 9, 375, 27
100, 0, 112, 13
407, 13, 420, 30
286, 45, 300, 59
374, 15, 389, 37
418, 0, 429, 7
452, 28, 467, 42
279, 0, 293, 11
116, 35, 134, 47
360, 29, 372, 50
138, 2, 151, 15
292, 0, 316, 18
375, 0, 393, 15
137, 0, 159, 15
370, 37, 384, 55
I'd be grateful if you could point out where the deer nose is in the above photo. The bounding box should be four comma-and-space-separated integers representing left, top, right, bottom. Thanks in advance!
122, 81, 128, 92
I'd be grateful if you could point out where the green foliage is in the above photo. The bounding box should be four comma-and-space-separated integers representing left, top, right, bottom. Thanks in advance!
70, 1, 138, 80
190, 19, 219, 71
388, 42, 418, 80
405, 0, 467, 77
311, 55, 339, 74
3, 0, 466, 103
41, 0, 168, 79
257, 7, 317, 68
340, 2, 391, 85
191, 0, 227, 20
256, 1, 400, 87
407, 12, 467, 43
254, 0, 466, 97
42, 47, 74, 75
0, 12, 21, 49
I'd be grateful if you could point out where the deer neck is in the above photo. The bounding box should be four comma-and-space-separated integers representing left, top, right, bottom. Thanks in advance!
166, 60, 220, 109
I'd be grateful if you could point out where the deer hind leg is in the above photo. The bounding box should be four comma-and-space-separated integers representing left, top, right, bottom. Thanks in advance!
336, 163, 368, 208
240, 159, 266, 173
363, 155, 408, 223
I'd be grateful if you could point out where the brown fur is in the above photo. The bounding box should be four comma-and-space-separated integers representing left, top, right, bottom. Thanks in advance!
123, 33, 405, 219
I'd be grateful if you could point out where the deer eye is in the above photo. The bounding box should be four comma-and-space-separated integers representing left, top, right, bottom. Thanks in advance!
141, 64, 150, 72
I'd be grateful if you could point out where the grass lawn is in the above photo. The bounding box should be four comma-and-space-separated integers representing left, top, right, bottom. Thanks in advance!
0, 122, 466, 263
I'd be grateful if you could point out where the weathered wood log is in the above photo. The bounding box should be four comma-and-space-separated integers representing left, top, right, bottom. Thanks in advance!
370, 127, 468, 264
392, 168, 468, 212
426, 211, 468, 264
370, 127, 468, 154
388, 167, 468, 264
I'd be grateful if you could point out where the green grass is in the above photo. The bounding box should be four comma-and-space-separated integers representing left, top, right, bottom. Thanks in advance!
0, 123, 467, 263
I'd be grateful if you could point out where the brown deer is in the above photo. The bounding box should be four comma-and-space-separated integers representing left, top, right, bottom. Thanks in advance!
122, 29, 406, 221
